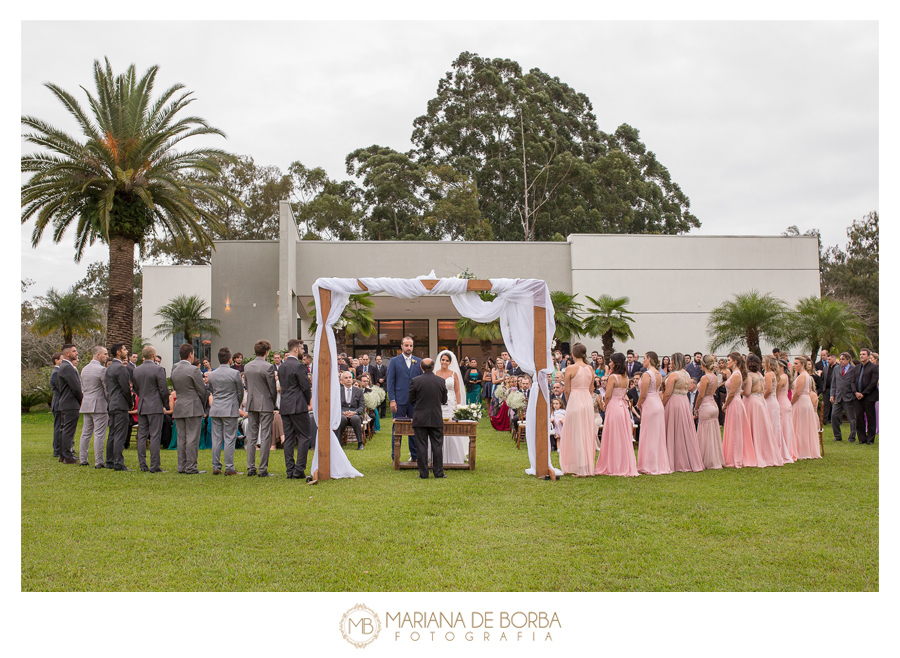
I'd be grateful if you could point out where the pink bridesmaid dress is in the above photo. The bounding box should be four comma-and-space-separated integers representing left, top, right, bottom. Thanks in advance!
777, 374, 798, 460
767, 374, 793, 464
723, 371, 757, 468
559, 365, 596, 477
637, 369, 672, 474
664, 370, 704, 472
745, 373, 783, 467
696, 373, 724, 469
792, 373, 821, 460
595, 381, 639, 477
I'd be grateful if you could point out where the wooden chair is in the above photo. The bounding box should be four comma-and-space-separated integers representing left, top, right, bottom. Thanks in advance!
515, 424, 527, 450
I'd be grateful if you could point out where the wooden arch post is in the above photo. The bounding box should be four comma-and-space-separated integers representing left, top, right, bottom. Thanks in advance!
314, 279, 550, 481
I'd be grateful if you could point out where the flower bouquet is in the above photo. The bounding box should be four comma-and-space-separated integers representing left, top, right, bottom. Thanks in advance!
453, 403, 483, 422
506, 391, 527, 411
493, 385, 508, 402
363, 386, 386, 410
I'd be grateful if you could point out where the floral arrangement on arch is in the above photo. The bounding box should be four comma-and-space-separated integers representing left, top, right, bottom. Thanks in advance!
453, 403, 483, 422
363, 386, 386, 410
506, 391, 527, 411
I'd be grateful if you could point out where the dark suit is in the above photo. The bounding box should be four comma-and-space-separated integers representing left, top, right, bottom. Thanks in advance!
355, 363, 377, 383
132, 361, 170, 471
819, 361, 835, 423
56, 359, 83, 461
337, 384, 366, 446
50, 366, 61, 457
684, 361, 702, 382
278, 355, 312, 476
408, 371, 448, 478
105, 358, 132, 469
373, 363, 388, 416
851, 361, 878, 444
627, 361, 644, 380
386, 354, 423, 460
508, 366, 524, 377
830, 364, 858, 442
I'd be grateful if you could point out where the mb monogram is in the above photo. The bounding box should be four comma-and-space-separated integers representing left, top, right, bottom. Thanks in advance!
340, 604, 382, 648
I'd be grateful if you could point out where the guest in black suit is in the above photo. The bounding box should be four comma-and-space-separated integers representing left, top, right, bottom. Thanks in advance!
56, 344, 83, 464
127, 352, 137, 375
408, 358, 448, 479
626, 350, 643, 380
355, 353, 377, 383
830, 352, 858, 443
851, 348, 879, 444
820, 353, 836, 424
105, 343, 133, 471
49, 352, 62, 457
373, 355, 388, 417
337, 371, 366, 449
279, 339, 313, 478
508, 359, 524, 377
814, 349, 828, 387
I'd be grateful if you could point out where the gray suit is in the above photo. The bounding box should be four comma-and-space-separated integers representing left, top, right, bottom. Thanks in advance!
132, 361, 170, 471
171, 360, 209, 474
78, 359, 109, 466
337, 384, 366, 445
208, 364, 244, 472
105, 358, 131, 469
830, 364, 858, 442
244, 356, 278, 474
56, 359, 83, 461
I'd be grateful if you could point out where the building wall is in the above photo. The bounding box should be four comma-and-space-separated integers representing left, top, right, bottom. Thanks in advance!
141, 265, 211, 372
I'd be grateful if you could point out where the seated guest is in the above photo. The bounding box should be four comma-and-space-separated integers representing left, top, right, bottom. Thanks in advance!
508, 359, 524, 377
510, 374, 532, 433
337, 370, 365, 450
358, 372, 380, 432
550, 380, 567, 406
549, 397, 566, 452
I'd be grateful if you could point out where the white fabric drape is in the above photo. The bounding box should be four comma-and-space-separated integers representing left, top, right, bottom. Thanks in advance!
311, 276, 560, 477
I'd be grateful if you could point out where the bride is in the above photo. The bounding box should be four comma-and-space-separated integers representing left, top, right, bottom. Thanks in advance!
435, 350, 468, 463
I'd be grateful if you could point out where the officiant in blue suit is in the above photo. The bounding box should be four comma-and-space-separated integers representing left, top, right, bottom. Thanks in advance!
386, 335, 422, 461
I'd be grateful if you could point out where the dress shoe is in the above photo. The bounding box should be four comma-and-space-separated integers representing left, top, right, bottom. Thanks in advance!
434, 474, 447, 479
833, 438, 842, 442
247, 469, 257, 476
224, 470, 242, 476
185, 470, 206, 475
114, 466, 132, 472
296, 470, 305, 480
149, 468, 166, 473
94, 464, 105, 469
257, 471, 272, 477
213, 469, 222, 475
62, 457, 78, 464
849, 439, 856, 443
419, 475, 429, 479
286, 473, 295, 479
140, 466, 150, 472
357, 444, 364, 450
80, 462, 89, 466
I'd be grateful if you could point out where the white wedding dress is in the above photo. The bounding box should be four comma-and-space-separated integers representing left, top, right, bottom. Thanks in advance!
427, 374, 468, 464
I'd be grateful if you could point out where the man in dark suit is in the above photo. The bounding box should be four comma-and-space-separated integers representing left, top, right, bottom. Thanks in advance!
279, 339, 313, 477
337, 370, 366, 449
408, 358, 448, 479
49, 352, 61, 457
820, 353, 836, 424
355, 353, 376, 383
56, 344, 83, 464
830, 352, 858, 443
171, 343, 209, 474
132, 345, 170, 472
508, 360, 524, 377
127, 352, 137, 374
386, 336, 423, 461
373, 355, 388, 418
684, 352, 703, 382
851, 348, 878, 445
814, 349, 828, 383
626, 350, 643, 380
105, 343, 132, 471
550, 381, 567, 407
510, 374, 532, 433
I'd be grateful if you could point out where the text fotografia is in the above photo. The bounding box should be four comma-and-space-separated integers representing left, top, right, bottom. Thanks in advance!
387, 611, 560, 642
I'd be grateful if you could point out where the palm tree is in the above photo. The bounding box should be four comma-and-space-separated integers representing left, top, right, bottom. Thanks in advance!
582, 295, 635, 362
31, 286, 103, 345
152, 295, 220, 348
306, 293, 377, 355
550, 291, 584, 343
785, 296, 866, 362
132, 335, 150, 364
707, 290, 788, 358
456, 315, 504, 364
21, 58, 236, 350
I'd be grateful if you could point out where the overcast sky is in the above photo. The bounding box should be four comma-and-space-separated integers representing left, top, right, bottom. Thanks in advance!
20, 20, 878, 300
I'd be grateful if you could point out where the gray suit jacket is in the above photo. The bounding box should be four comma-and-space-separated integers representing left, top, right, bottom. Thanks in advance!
78, 359, 109, 413
244, 356, 277, 412
105, 359, 132, 412
56, 359, 84, 411
171, 360, 208, 418
208, 364, 244, 417
132, 362, 170, 415
831, 364, 856, 402
339, 385, 365, 417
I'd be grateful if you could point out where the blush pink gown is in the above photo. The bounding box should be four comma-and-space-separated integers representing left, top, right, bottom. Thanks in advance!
777, 375, 798, 460
595, 384, 639, 477
745, 373, 783, 467
696, 373, 724, 469
766, 374, 793, 464
792, 373, 822, 460
723, 371, 757, 468
559, 366, 596, 477
637, 369, 672, 474
664, 370, 704, 472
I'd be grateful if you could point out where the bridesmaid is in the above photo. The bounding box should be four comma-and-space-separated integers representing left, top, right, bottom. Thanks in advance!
662, 353, 704, 472
636, 351, 672, 475
744, 355, 783, 467
776, 359, 798, 460
594, 353, 639, 477
791, 356, 822, 459
694, 354, 724, 469
722, 352, 757, 468
559, 343, 597, 477
764, 355, 793, 464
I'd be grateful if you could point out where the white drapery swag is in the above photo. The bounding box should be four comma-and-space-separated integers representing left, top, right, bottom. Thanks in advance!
311, 276, 562, 477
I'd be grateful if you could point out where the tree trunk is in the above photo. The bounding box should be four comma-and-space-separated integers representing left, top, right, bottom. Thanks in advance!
602, 331, 614, 363
480, 340, 493, 365
747, 328, 761, 358
107, 235, 135, 351
334, 328, 347, 357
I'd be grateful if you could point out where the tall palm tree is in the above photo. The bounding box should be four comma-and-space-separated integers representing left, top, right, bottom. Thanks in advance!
550, 291, 584, 343
21, 58, 236, 350
707, 290, 788, 358
152, 295, 220, 347
31, 286, 103, 345
785, 296, 866, 362
306, 293, 377, 355
582, 294, 635, 362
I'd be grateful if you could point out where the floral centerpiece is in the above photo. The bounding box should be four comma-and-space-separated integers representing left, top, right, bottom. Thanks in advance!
363, 385, 386, 410
453, 403, 483, 422
506, 391, 527, 411
493, 385, 508, 402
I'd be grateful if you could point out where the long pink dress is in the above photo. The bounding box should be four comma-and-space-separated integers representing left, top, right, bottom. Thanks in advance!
664, 370, 704, 472
792, 373, 821, 460
766, 373, 793, 464
637, 369, 672, 474
745, 373, 783, 467
559, 365, 596, 477
777, 374, 797, 460
595, 381, 639, 477
723, 371, 757, 468
696, 373, 724, 469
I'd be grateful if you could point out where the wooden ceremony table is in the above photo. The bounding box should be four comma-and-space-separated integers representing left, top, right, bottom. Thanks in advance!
392, 419, 478, 471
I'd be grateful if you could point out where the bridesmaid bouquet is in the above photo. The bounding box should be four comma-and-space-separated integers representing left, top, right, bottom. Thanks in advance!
363, 386, 386, 410
453, 403, 483, 421
506, 391, 527, 411
493, 385, 508, 402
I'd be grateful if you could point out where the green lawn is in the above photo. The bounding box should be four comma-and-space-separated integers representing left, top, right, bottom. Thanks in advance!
21, 410, 877, 591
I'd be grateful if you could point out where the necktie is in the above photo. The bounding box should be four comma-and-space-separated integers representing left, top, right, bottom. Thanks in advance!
345, 387, 351, 405
843, 365, 848, 376
857, 364, 864, 390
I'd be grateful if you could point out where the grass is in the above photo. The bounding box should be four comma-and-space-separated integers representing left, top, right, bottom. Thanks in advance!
21, 410, 877, 591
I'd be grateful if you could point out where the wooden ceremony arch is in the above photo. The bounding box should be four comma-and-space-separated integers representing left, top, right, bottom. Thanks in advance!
315, 279, 550, 482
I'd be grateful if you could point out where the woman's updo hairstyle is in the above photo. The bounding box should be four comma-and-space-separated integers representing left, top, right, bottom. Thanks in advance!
571, 343, 589, 364
701, 354, 717, 372
609, 352, 627, 376
746, 354, 761, 373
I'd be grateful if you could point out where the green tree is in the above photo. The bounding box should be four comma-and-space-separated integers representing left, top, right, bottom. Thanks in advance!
582, 295, 635, 362
152, 294, 221, 346
31, 286, 104, 345
21, 58, 236, 349
549, 291, 584, 343
422, 165, 492, 241
289, 160, 362, 241
707, 290, 788, 358
306, 293, 376, 356
785, 296, 866, 362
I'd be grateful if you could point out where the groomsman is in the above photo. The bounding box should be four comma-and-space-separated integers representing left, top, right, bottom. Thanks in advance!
208, 347, 244, 475
132, 345, 170, 472
49, 352, 62, 458
386, 336, 423, 461
171, 343, 209, 474
56, 344, 83, 464
105, 343, 132, 470
830, 352, 857, 443
279, 339, 313, 478
78, 346, 109, 467
244, 340, 278, 477
851, 348, 879, 445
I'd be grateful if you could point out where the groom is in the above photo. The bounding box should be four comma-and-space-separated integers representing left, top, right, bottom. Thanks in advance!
408, 358, 448, 479
386, 336, 422, 461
